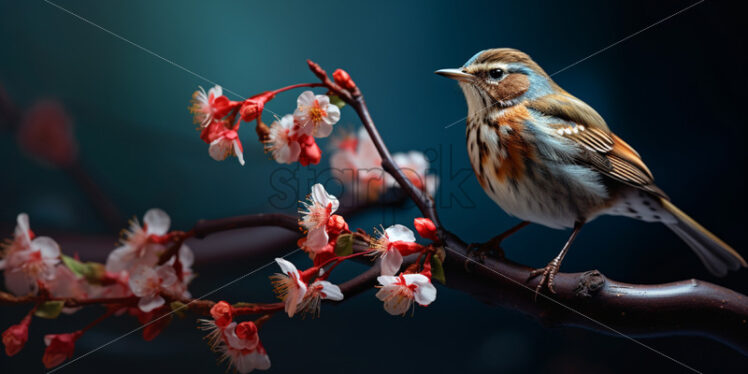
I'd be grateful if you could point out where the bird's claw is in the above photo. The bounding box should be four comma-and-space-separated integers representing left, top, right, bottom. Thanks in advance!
528, 261, 561, 300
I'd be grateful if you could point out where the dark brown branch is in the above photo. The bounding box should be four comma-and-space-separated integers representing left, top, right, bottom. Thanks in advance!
304, 60, 748, 355
191, 213, 300, 239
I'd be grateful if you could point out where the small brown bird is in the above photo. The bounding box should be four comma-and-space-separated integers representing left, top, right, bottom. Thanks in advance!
436, 48, 746, 293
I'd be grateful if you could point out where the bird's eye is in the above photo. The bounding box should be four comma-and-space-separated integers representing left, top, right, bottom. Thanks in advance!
488, 68, 504, 80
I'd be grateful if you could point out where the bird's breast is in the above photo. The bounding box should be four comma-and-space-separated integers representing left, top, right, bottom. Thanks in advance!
466, 104, 610, 229
466, 104, 536, 191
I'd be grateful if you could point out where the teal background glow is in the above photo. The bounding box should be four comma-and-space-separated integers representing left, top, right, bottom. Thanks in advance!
2, 0, 746, 372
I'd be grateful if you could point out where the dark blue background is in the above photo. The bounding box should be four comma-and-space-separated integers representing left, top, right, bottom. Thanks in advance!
2, 0, 746, 372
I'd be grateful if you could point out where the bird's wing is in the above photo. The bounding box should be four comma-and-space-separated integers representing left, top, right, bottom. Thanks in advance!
528, 93, 668, 199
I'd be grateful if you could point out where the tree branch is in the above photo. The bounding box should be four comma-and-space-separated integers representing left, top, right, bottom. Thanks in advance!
304, 60, 748, 355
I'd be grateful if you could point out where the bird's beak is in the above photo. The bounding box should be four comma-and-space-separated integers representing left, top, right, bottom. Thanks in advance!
435, 68, 474, 82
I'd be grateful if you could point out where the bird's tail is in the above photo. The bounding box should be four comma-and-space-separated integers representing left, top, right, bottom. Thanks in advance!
661, 198, 746, 276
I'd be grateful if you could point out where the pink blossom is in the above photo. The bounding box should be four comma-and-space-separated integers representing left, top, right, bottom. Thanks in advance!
128, 265, 178, 312
265, 114, 300, 164
190, 85, 233, 127
370, 224, 419, 276
42, 331, 82, 368
200, 319, 270, 373
106, 208, 170, 274
210, 301, 234, 329
1, 214, 61, 296
270, 258, 307, 317
2, 315, 31, 357
299, 280, 344, 317
329, 128, 385, 200
17, 100, 78, 167
208, 124, 245, 166
293, 91, 340, 138
390, 151, 439, 195
376, 273, 437, 316
299, 184, 339, 254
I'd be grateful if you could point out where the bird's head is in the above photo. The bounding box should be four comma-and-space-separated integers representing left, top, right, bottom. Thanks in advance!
436, 48, 557, 113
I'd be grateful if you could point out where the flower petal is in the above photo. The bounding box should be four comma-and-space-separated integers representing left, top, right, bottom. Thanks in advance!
233, 139, 245, 166
274, 258, 298, 277
385, 224, 415, 243
208, 137, 231, 161
297, 90, 315, 107
128, 266, 158, 297
138, 294, 165, 313
156, 265, 178, 288
4, 269, 37, 296
412, 278, 437, 306
314, 122, 334, 138
105, 245, 135, 273
323, 104, 340, 125
32, 237, 60, 260
305, 228, 329, 253
376, 275, 398, 287
15, 213, 32, 245
380, 249, 403, 276
317, 280, 344, 301
144, 208, 171, 236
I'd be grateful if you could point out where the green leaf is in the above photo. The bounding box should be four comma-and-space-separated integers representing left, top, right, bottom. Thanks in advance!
334, 234, 354, 257
61, 255, 105, 284
430, 256, 446, 285
35, 301, 65, 319
329, 95, 346, 109
61, 254, 87, 276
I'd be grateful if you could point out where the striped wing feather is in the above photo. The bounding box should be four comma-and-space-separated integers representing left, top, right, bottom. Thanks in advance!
529, 94, 667, 199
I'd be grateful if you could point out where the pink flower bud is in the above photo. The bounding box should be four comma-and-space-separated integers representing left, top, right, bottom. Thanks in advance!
234, 321, 258, 341
210, 301, 234, 328
333, 69, 356, 90
211, 95, 234, 119
2, 315, 31, 357
414, 217, 438, 241
17, 100, 78, 167
42, 331, 82, 368
297, 134, 321, 166
326, 214, 348, 235
240, 92, 275, 122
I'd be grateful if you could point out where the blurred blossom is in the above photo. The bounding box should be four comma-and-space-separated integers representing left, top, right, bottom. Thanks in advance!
17, 100, 78, 167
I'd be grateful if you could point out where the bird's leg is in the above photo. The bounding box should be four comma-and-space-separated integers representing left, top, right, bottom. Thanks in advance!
467, 221, 530, 263
528, 221, 584, 297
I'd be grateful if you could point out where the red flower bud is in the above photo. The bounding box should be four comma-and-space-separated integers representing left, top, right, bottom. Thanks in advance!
326, 214, 349, 235
333, 69, 356, 90
211, 95, 234, 119
210, 301, 234, 328
2, 315, 31, 357
42, 331, 82, 369
414, 217, 438, 241
17, 100, 78, 167
234, 321, 258, 341
240, 91, 275, 122
298, 134, 321, 166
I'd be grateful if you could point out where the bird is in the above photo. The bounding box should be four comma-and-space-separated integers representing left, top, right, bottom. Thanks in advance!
435, 48, 746, 294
